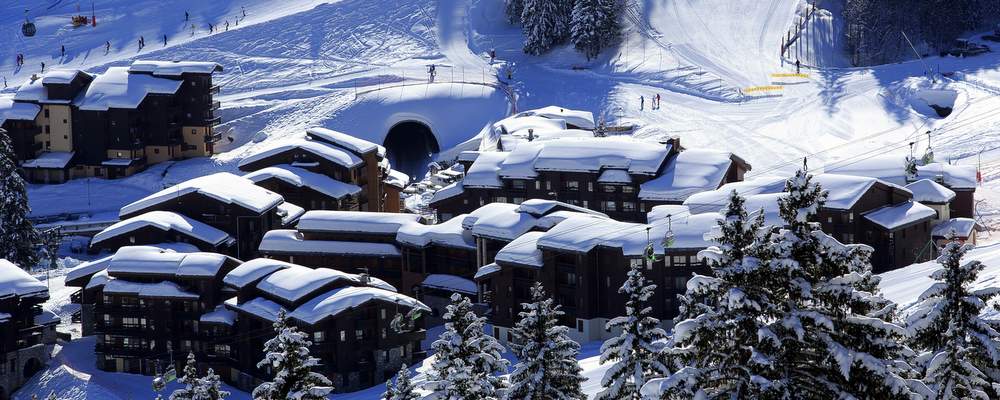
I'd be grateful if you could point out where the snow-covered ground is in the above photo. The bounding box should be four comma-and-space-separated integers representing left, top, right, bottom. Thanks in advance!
9, 0, 1000, 397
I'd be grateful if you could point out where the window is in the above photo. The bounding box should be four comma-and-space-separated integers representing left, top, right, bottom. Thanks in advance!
602, 201, 617, 212
582, 200, 589, 208
494, 327, 500, 338
381, 328, 387, 339
380, 309, 387, 320
190, 81, 197, 86
153, 148, 160, 154
44, 109, 49, 118
545, 181, 552, 191
494, 196, 507, 203
129, 236, 135, 244
672, 256, 688, 267
63, 119, 67, 124
673, 276, 687, 290
511, 180, 526, 190
44, 125, 50, 134
603, 185, 616, 193
314, 331, 325, 342
827, 217, 833, 223
605, 276, 611, 287
577, 320, 584, 332
565, 181, 579, 191
340, 330, 347, 342
843, 233, 855, 243
214, 344, 230, 356
622, 186, 635, 193
848, 213, 854, 222
587, 182, 594, 192
356, 329, 365, 340
512, 197, 525, 204
534, 181, 540, 190
622, 202, 637, 212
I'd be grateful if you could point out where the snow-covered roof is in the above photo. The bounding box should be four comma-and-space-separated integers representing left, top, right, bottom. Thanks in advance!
256, 265, 364, 303
464, 200, 605, 241
106, 246, 187, 276
296, 210, 422, 234
420, 274, 477, 295
14, 71, 88, 103
537, 211, 721, 256
65, 255, 113, 285
474, 263, 502, 280
239, 137, 364, 169
41, 69, 89, 84
290, 286, 428, 325
430, 181, 465, 203
86, 270, 110, 290
496, 231, 546, 267
103, 279, 199, 299
517, 199, 604, 217
92, 211, 232, 248
244, 165, 362, 200
0, 259, 47, 298
226, 296, 284, 322
683, 173, 907, 213
863, 201, 937, 230
129, 60, 223, 76
0, 97, 40, 125
598, 169, 632, 184
35, 309, 60, 326
905, 179, 956, 204
75, 67, 182, 111
931, 218, 977, 238
276, 202, 305, 226
259, 229, 401, 257
21, 152, 74, 169
176, 252, 231, 278
396, 215, 474, 249
683, 175, 788, 211
223, 258, 294, 289
496, 138, 672, 179
200, 305, 237, 325
120, 172, 284, 217
306, 127, 384, 156
639, 150, 734, 201
463, 151, 508, 188
493, 115, 566, 137
385, 169, 410, 189
516, 106, 596, 130
457, 151, 481, 163
826, 156, 978, 190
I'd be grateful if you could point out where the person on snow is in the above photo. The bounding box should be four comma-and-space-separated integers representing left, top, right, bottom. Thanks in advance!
795, 59, 800, 74
208, 23, 213, 33
60, 45, 65, 58
242, 6, 246, 17
490, 49, 496, 63
40, 62, 45, 73
656, 93, 661, 110
163, 34, 168, 46
185, 11, 189, 21
105, 41, 110, 53
225, 20, 229, 31
640, 95, 644, 111
139, 36, 145, 49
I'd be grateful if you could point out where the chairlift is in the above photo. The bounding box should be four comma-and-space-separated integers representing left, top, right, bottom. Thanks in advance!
661, 214, 676, 249
22, 9, 36, 37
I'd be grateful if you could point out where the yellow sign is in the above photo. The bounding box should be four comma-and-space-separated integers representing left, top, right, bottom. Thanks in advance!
744, 85, 784, 93
770, 73, 810, 78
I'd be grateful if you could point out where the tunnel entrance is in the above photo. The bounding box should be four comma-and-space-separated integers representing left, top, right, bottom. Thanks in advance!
384, 121, 440, 180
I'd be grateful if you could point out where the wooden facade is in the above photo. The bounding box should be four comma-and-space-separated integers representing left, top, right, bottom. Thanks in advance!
0, 261, 58, 400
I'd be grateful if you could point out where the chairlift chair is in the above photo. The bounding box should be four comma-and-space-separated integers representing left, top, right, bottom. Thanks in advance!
22, 9, 36, 37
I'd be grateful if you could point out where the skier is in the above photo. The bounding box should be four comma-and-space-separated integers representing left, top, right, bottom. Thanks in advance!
163, 34, 168, 46
208, 23, 213, 33
795, 59, 800, 74
242, 6, 246, 17
506, 69, 512, 81
656, 93, 661, 110
40, 62, 45, 73
225, 20, 229, 31
490, 48, 496, 63
60, 45, 65, 58
3, 77, 7, 88
185, 11, 189, 21
140, 36, 145, 49
640, 95, 644, 111
105, 41, 111, 53
235, 16, 238, 26
191, 23, 196, 35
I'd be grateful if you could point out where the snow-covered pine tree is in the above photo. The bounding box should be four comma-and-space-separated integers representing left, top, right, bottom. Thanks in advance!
506, 283, 585, 400
428, 293, 509, 399
642, 191, 776, 399
385, 363, 419, 400
521, 0, 562, 55
596, 258, 668, 400
253, 310, 333, 400
571, 0, 621, 60
169, 353, 229, 400
0, 130, 39, 268
553, 0, 575, 42
907, 237, 1000, 399
759, 163, 917, 399
504, 0, 524, 25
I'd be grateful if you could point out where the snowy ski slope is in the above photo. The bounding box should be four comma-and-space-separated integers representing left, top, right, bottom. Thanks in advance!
8, 0, 1000, 397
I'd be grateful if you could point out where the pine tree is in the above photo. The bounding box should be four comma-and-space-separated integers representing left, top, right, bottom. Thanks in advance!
596, 259, 668, 400
506, 283, 586, 400
253, 310, 333, 400
553, 0, 575, 42
428, 293, 509, 399
0, 130, 38, 268
571, 0, 620, 60
643, 191, 777, 399
505, 0, 524, 25
385, 364, 419, 400
521, 0, 562, 55
907, 237, 1000, 399
169, 353, 229, 400
758, 163, 917, 399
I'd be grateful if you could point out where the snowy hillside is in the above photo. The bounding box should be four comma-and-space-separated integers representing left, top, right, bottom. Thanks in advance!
8, 0, 1000, 397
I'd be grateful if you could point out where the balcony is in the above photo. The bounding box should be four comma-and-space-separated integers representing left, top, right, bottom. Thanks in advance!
209, 85, 221, 95
210, 101, 221, 111
205, 131, 223, 144
205, 115, 222, 126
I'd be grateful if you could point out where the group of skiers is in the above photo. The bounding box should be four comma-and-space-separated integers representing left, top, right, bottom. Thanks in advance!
639, 94, 663, 111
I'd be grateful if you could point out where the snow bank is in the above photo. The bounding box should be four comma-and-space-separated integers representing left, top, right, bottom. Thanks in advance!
514, 106, 596, 130
880, 243, 1000, 319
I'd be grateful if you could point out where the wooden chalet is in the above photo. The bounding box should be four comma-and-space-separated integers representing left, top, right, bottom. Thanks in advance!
0, 260, 59, 400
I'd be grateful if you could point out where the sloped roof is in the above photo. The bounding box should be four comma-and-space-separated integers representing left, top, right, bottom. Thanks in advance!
296, 210, 422, 234
245, 165, 362, 200
289, 286, 428, 325
258, 229, 401, 257
0, 259, 47, 298
905, 179, 956, 204
129, 60, 223, 76
639, 149, 734, 201
222, 258, 294, 289
863, 201, 937, 230
239, 137, 363, 169
306, 127, 384, 156
0, 97, 40, 125
92, 211, 232, 248
120, 172, 284, 217
75, 67, 182, 111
